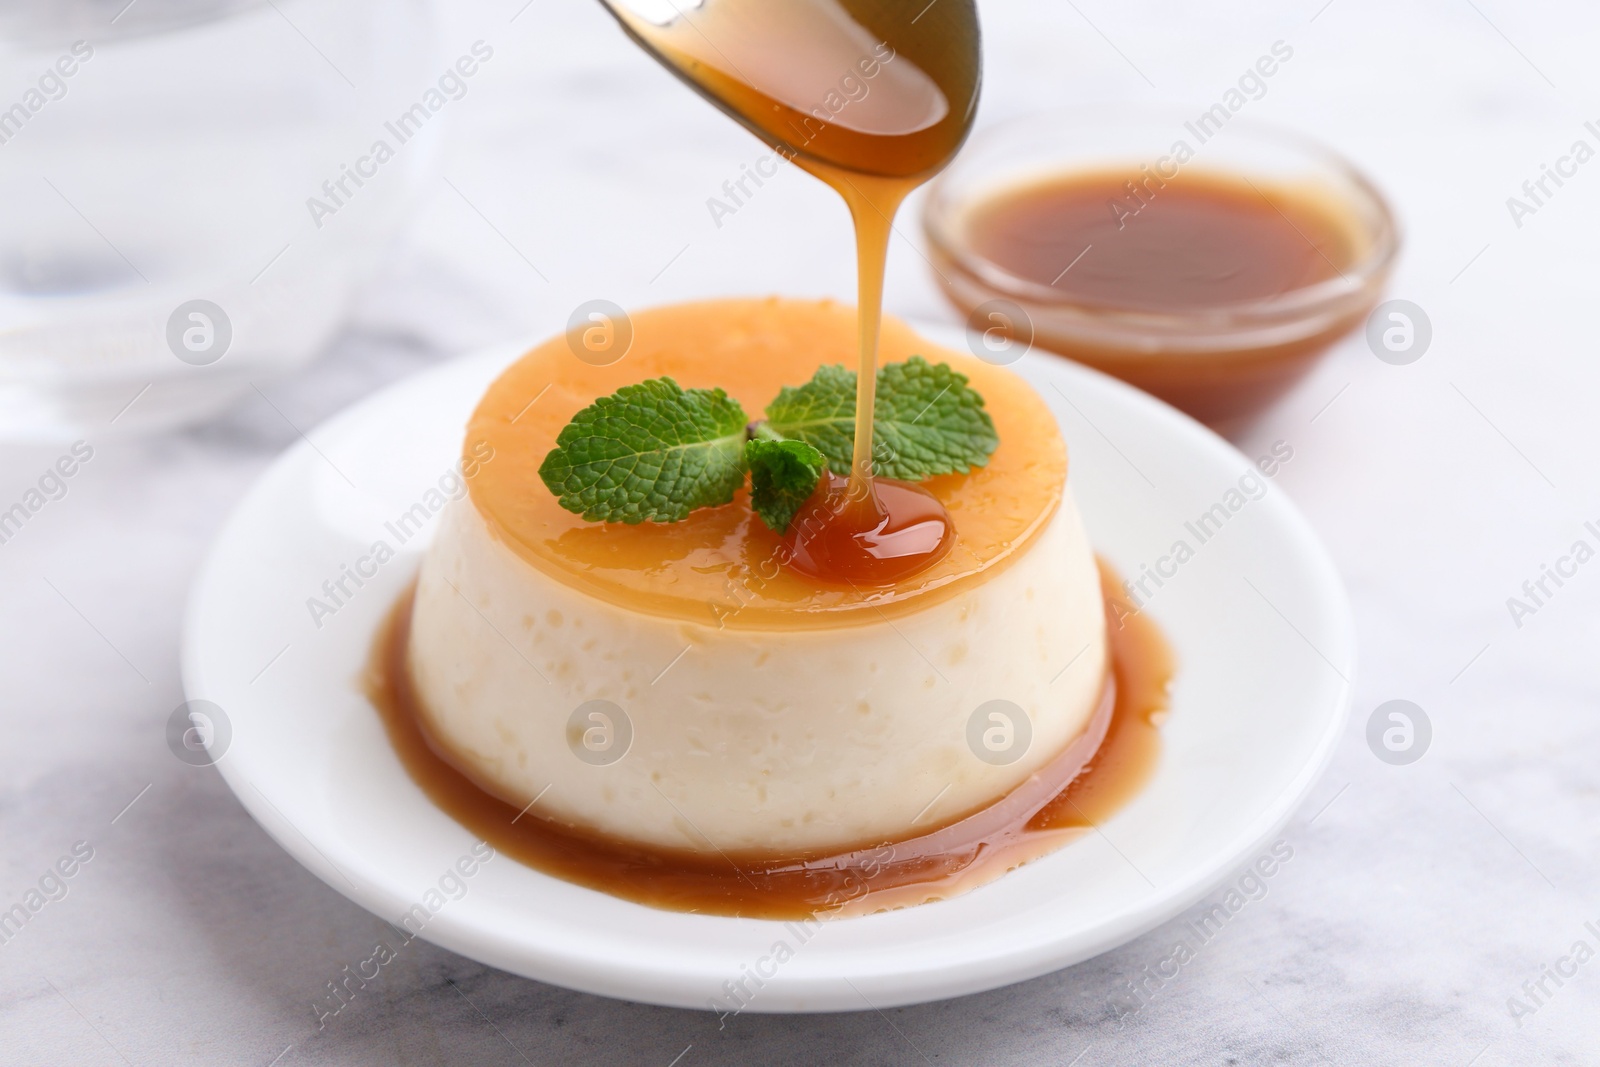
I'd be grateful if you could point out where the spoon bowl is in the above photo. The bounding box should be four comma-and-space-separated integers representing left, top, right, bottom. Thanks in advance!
594, 0, 982, 180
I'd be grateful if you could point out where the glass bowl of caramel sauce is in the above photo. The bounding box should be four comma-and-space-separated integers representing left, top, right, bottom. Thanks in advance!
923, 108, 1399, 432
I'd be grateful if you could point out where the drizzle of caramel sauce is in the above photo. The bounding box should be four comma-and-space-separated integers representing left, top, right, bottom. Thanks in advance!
603, 0, 980, 581
366, 560, 1173, 920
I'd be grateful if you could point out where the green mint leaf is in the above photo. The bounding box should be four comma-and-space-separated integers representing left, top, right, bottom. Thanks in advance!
764, 356, 998, 480
761, 363, 857, 469
538, 377, 749, 524
745, 439, 827, 534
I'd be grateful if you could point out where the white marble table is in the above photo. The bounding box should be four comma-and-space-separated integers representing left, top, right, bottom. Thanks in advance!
4, 0, 1597, 1063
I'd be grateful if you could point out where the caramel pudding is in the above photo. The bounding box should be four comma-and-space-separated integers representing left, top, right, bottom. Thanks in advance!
406, 298, 1109, 856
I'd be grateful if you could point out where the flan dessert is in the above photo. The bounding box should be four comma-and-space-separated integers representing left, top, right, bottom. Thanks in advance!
405, 297, 1109, 857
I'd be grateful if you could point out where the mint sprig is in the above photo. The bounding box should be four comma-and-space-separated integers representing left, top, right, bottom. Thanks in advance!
537, 358, 999, 532
536, 378, 748, 524
765, 356, 998, 481
745, 438, 827, 534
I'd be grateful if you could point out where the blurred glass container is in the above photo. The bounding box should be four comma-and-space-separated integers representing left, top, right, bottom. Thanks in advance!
0, 0, 439, 441
923, 108, 1399, 431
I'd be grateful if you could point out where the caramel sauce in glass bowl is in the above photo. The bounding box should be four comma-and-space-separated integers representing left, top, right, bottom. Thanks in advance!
924, 108, 1399, 434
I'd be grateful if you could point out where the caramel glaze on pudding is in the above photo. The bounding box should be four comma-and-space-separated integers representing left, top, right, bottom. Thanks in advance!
397, 297, 1173, 914
464, 298, 1067, 627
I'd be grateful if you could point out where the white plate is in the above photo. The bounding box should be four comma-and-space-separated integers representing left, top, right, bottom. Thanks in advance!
182, 324, 1353, 1013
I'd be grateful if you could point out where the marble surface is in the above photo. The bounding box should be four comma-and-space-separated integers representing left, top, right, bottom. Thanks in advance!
4, 0, 1599, 1063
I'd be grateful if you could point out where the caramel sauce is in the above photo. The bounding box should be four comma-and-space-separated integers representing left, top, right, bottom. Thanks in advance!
367, 561, 1173, 920
784, 472, 955, 585
603, 0, 981, 581
967, 169, 1355, 310
469, 299, 1066, 628
937, 168, 1382, 429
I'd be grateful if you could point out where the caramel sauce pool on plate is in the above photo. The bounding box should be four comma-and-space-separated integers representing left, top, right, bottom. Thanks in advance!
367, 561, 1173, 920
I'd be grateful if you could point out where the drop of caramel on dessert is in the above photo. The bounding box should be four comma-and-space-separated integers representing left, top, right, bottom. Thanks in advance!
783, 472, 956, 587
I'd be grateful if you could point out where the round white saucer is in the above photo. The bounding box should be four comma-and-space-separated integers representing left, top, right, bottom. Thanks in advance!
181, 323, 1353, 1012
